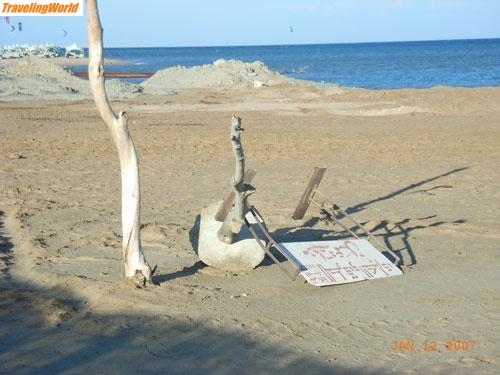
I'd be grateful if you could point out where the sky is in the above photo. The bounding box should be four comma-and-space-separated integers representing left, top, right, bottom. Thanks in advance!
1, 0, 500, 47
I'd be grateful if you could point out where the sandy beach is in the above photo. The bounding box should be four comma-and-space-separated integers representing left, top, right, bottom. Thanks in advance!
0, 58, 499, 373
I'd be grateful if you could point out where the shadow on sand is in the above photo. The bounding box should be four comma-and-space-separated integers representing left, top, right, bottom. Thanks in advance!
248, 168, 468, 268
0, 169, 469, 372
0, 211, 14, 280
0, 279, 383, 374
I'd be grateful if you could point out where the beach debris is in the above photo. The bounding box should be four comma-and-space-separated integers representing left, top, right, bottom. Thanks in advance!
198, 201, 265, 271
279, 239, 402, 287
197, 116, 265, 271
230, 293, 249, 299
243, 206, 303, 280
253, 80, 265, 88
285, 167, 403, 286
231, 167, 404, 285
87, 0, 155, 284
217, 116, 255, 244
64, 43, 83, 58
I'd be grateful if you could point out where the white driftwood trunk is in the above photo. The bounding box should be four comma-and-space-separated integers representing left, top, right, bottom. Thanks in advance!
87, 0, 152, 282
217, 115, 246, 244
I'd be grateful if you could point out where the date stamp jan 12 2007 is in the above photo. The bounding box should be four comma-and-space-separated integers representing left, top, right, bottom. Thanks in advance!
392, 340, 477, 353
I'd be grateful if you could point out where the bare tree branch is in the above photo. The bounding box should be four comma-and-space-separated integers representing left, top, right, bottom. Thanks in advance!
217, 115, 254, 244
87, 0, 153, 284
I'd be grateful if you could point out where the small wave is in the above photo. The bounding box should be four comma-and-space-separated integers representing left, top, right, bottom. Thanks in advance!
133, 62, 146, 66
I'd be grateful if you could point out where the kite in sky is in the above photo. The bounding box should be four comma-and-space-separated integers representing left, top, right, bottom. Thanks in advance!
5, 17, 15, 32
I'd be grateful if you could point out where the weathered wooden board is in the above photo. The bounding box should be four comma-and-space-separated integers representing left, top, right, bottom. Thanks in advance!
292, 167, 326, 220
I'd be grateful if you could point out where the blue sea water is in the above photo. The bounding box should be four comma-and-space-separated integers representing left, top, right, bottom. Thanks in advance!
77, 39, 500, 89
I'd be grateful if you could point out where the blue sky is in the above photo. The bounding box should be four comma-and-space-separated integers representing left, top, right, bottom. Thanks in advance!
1, 0, 499, 47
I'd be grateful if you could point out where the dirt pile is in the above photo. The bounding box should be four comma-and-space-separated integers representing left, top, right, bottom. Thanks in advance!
0, 58, 315, 101
0, 56, 143, 101
142, 59, 304, 94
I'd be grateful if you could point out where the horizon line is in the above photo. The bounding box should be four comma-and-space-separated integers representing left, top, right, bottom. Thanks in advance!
97, 36, 500, 49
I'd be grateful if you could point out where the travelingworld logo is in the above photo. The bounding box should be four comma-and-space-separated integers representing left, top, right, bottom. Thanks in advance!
1, 0, 83, 16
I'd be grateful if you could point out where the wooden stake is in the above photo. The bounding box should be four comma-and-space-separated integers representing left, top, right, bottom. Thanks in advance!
292, 167, 327, 220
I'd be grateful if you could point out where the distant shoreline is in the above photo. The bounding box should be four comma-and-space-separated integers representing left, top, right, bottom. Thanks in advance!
0, 57, 130, 68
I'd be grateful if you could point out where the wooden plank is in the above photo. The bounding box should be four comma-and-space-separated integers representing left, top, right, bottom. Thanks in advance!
214, 169, 256, 222
292, 167, 327, 220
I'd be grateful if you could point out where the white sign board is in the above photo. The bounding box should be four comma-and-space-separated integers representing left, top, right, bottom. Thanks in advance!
279, 239, 402, 287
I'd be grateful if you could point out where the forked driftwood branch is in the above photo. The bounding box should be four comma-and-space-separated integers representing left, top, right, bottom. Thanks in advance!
217, 115, 254, 244
87, 0, 154, 284
214, 169, 256, 222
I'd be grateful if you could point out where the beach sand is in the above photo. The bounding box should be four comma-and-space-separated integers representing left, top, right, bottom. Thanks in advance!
0, 62, 499, 373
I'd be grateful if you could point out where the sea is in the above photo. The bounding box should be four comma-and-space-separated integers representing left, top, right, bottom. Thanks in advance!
75, 38, 500, 89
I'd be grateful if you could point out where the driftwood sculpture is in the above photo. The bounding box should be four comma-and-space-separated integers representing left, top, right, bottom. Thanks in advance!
197, 115, 264, 270
217, 115, 254, 244
87, 0, 154, 284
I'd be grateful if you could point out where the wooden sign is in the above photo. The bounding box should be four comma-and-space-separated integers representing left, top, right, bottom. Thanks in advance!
279, 239, 402, 286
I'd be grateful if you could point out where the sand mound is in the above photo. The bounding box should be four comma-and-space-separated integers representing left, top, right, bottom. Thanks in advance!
142, 59, 303, 94
0, 56, 143, 101
0, 58, 313, 101
6, 56, 77, 79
